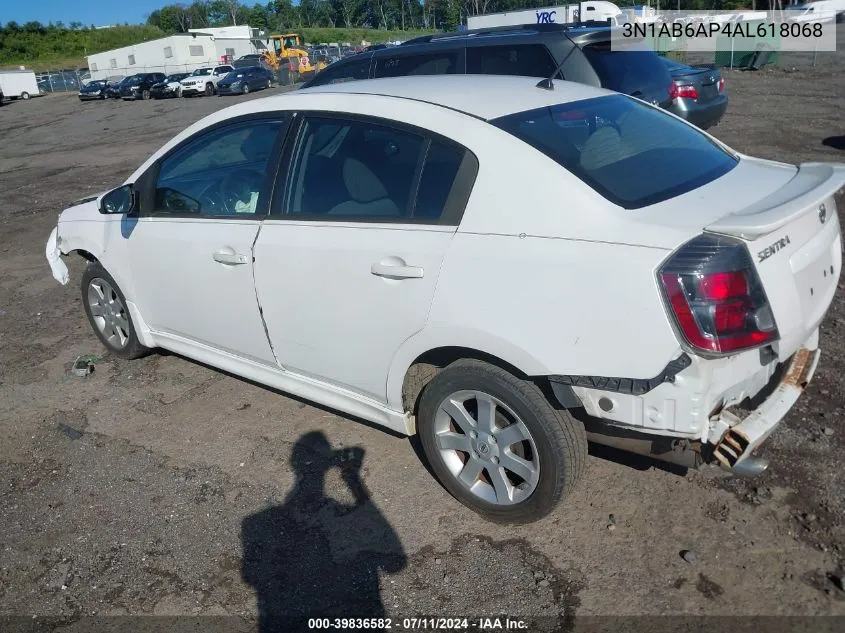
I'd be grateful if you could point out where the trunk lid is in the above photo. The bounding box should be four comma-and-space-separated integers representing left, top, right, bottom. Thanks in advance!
706, 162, 845, 360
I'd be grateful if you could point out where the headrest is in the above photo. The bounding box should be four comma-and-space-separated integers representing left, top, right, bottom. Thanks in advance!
579, 126, 621, 171
343, 158, 388, 203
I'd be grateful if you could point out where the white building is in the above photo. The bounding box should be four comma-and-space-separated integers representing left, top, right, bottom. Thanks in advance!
87, 27, 263, 80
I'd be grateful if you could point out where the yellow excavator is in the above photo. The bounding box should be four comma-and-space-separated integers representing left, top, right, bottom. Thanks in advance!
262, 33, 327, 84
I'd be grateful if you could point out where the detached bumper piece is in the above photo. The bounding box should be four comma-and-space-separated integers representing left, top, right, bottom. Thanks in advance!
713, 347, 820, 475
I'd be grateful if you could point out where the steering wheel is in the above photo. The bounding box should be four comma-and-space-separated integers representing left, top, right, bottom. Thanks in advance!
219, 169, 265, 215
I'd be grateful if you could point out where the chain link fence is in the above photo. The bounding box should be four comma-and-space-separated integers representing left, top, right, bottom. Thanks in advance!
35, 70, 90, 93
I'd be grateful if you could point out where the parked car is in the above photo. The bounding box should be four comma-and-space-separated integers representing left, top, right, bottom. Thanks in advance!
301, 23, 675, 111
150, 73, 190, 99
120, 73, 167, 100
105, 77, 129, 99
179, 65, 235, 97
45, 75, 844, 523
216, 66, 273, 96
663, 58, 728, 130
233, 54, 266, 69
78, 80, 108, 101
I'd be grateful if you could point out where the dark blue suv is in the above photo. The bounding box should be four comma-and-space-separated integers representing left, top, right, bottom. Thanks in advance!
301, 24, 675, 111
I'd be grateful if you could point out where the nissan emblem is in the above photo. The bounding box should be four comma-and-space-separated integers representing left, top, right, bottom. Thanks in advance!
819, 203, 827, 224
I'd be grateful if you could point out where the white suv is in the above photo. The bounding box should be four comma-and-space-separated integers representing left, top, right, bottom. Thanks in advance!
179, 65, 234, 96
45, 76, 844, 523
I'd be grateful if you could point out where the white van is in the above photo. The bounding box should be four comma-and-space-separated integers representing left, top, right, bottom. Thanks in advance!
0, 70, 40, 100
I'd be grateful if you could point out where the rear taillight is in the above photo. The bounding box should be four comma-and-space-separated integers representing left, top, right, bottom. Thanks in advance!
668, 81, 679, 100
659, 234, 778, 355
718, 78, 725, 92
676, 84, 698, 99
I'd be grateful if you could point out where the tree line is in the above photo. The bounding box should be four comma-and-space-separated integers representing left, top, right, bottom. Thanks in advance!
144, 0, 764, 34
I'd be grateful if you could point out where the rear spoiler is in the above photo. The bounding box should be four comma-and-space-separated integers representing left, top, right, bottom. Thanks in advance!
706, 162, 845, 240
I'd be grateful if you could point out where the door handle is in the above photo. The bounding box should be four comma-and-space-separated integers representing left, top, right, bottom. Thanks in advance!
371, 262, 424, 279
212, 250, 248, 265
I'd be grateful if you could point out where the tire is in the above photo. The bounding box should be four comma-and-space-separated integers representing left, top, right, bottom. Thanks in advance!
21, 91, 30, 100
417, 359, 587, 524
205, 83, 214, 96
81, 262, 149, 360
142, 89, 150, 100
243, 84, 250, 95
265, 79, 271, 89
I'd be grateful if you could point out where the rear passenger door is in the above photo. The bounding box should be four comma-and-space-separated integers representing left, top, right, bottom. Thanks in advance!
252, 114, 477, 402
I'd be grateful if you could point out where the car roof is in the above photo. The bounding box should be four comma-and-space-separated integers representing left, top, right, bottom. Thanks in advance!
293, 75, 613, 121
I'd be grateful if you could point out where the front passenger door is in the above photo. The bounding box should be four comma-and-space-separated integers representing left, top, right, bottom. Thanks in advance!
125, 115, 289, 365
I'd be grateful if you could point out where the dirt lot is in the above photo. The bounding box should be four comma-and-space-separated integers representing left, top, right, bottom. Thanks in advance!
1, 38, 845, 631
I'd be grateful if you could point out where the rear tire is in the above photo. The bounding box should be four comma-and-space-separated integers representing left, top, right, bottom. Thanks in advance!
243, 84, 250, 95
21, 91, 30, 100
81, 262, 150, 360
417, 359, 587, 524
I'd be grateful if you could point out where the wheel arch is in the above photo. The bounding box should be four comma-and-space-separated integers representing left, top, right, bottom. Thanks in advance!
387, 328, 552, 416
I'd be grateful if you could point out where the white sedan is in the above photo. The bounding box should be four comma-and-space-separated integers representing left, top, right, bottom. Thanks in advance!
46, 75, 843, 523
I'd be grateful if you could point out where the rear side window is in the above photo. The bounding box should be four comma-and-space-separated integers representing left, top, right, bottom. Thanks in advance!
306, 56, 371, 87
581, 42, 671, 95
374, 51, 459, 78
466, 44, 558, 79
492, 95, 737, 209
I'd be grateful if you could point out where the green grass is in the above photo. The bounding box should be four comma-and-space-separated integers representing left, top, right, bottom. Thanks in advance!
0, 26, 439, 71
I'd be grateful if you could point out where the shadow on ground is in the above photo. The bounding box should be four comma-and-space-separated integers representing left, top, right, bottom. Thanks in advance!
241, 431, 406, 633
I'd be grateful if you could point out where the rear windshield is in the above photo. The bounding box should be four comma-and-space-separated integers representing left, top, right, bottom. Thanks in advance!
491, 95, 737, 209
581, 42, 671, 95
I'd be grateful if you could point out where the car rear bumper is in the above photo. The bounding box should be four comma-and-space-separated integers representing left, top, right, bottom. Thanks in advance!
668, 94, 728, 130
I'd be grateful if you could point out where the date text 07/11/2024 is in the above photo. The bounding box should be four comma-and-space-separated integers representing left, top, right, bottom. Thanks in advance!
308, 617, 530, 630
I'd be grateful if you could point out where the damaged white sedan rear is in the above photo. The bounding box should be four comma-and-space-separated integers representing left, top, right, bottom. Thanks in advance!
46, 75, 844, 523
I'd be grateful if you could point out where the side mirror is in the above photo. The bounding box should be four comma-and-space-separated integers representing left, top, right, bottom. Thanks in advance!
99, 184, 137, 215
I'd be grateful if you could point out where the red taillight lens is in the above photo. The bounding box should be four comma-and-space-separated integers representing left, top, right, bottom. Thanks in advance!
659, 234, 778, 355
668, 81, 679, 100
718, 78, 725, 92
676, 84, 698, 99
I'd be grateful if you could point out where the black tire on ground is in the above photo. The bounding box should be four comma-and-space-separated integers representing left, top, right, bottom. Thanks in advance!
142, 89, 150, 100
21, 92, 30, 100
417, 359, 587, 524
243, 84, 250, 95
205, 82, 214, 96
266, 79, 271, 89
80, 262, 150, 360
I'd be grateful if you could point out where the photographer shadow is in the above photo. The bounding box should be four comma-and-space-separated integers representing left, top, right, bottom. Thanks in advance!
241, 431, 406, 633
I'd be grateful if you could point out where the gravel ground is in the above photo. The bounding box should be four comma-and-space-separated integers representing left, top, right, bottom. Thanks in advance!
1, 32, 845, 632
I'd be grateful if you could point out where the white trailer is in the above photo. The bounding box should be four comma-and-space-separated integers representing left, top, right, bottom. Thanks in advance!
86, 30, 260, 81
0, 70, 40, 100
466, 2, 623, 29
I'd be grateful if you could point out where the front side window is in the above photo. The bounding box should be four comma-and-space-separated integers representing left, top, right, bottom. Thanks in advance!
283, 116, 473, 224
466, 44, 558, 78
153, 118, 286, 217
373, 51, 459, 78
492, 95, 737, 209
306, 56, 371, 87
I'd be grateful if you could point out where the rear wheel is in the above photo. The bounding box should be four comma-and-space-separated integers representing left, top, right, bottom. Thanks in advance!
243, 84, 250, 95
21, 91, 30, 100
417, 359, 587, 524
205, 82, 214, 96
265, 79, 271, 89
81, 262, 149, 360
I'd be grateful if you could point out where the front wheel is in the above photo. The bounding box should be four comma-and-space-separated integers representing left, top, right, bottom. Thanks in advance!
205, 83, 214, 96
417, 359, 587, 524
243, 84, 250, 95
141, 89, 150, 100
265, 79, 271, 89
81, 262, 149, 360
